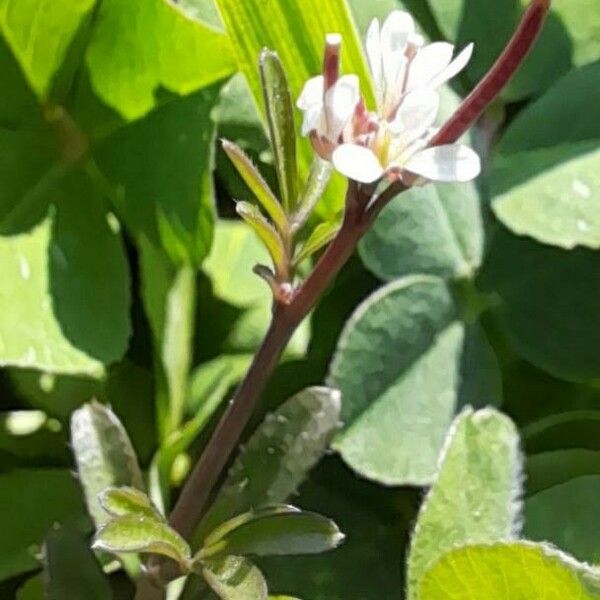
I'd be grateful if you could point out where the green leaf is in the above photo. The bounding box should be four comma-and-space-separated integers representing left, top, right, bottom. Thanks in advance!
0, 469, 87, 582
293, 157, 333, 229
525, 475, 600, 564
360, 180, 484, 281
93, 514, 191, 566
491, 64, 600, 249
259, 50, 298, 214
480, 226, 600, 381
0, 0, 96, 97
100, 487, 162, 520
43, 525, 112, 600
214, 0, 374, 219
527, 450, 600, 496
84, 0, 235, 119
328, 276, 502, 485
236, 201, 287, 274
71, 402, 144, 527
426, 0, 573, 101
197, 387, 341, 543
201, 509, 343, 559
407, 408, 522, 599
222, 140, 287, 232
0, 168, 131, 376
419, 542, 600, 600
95, 84, 220, 266
294, 221, 340, 266
16, 575, 44, 600
202, 556, 268, 600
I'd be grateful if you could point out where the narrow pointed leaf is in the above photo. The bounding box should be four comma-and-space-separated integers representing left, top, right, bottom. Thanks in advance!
99, 487, 162, 520
294, 221, 340, 266
407, 408, 523, 599
222, 140, 288, 232
293, 157, 334, 229
259, 51, 298, 214
201, 511, 344, 559
419, 542, 600, 600
202, 556, 268, 600
71, 402, 144, 527
236, 201, 287, 274
93, 514, 191, 566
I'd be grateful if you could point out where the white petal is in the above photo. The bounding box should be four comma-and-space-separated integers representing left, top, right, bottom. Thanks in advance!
406, 42, 454, 91
366, 19, 384, 103
381, 11, 414, 91
390, 88, 439, 139
324, 74, 360, 140
429, 43, 474, 89
297, 75, 324, 110
301, 105, 323, 136
333, 144, 385, 183
405, 144, 481, 182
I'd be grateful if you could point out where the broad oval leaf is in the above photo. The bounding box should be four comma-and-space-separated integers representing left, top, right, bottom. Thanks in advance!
0, 0, 96, 97
71, 402, 144, 527
0, 168, 131, 376
85, 0, 235, 119
407, 408, 523, 599
328, 276, 501, 485
93, 514, 191, 566
491, 64, 600, 249
525, 475, 600, 563
359, 180, 484, 281
196, 387, 341, 543
479, 226, 600, 381
419, 542, 600, 600
202, 556, 268, 600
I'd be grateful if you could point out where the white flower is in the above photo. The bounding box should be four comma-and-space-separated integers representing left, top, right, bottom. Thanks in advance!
330, 11, 479, 184
366, 10, 473, 118
332, 87, 480, 184
297, 73, 360, 142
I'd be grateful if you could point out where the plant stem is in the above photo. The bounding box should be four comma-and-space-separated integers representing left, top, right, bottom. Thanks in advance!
167, 182, 387, 539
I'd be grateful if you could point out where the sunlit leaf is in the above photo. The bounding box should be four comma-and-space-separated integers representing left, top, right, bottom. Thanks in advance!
294, 221, 340, 266
202, 555, 268, 600
419, 542, 600, 600
407, 408, 522, 599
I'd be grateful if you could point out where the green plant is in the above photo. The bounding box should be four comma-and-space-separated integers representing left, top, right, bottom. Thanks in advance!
1, 0, 599, 598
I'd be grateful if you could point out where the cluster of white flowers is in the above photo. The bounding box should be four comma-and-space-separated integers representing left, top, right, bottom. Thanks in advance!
297, 11, 481, 185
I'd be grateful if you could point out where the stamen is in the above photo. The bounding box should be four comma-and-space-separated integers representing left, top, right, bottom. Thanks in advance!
430, 0, 551, 147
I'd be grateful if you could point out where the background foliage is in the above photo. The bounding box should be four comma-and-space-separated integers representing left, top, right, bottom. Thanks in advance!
0, 0, 599, 598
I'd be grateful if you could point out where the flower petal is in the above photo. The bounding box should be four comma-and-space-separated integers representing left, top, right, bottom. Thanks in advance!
333, 144, 385, 183
297, 75, 324, 110
381, 11, 414, 90
406, 42, 454, 91
324, 74, 360, 140
430, 43, 474, 89
405, 144, 481, 182
389, 88, 440, 139
301, 104, 323, 136
366, 18, 384, 105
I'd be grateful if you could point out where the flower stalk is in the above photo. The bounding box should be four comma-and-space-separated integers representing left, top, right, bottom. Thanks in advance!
164, 0, 551, 570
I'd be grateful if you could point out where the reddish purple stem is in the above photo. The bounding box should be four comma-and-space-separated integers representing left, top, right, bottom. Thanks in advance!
430, 0, 551, 147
